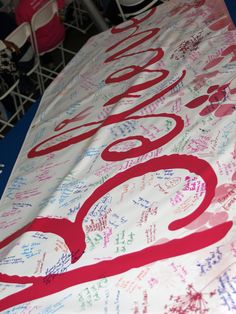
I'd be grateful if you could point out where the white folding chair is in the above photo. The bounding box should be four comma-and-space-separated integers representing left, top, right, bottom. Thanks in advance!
0, 83, 19, 138
115, 0, 162, 21
6, 22, 43, 97
0, 22, 42, 138
31, 0, 75, 90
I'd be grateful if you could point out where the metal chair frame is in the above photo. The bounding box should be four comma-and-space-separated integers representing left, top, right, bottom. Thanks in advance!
31, 0, 75, 90
64, 0, 94, 34
0, 22, 42, 138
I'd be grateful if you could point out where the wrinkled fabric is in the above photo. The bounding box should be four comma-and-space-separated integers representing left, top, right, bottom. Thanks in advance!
1, 0, 236, 313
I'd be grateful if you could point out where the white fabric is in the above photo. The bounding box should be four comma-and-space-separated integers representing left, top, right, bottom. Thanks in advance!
0, 0, 236, 313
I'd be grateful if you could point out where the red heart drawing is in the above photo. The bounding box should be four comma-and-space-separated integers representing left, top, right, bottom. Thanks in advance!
0, 154, 232, 311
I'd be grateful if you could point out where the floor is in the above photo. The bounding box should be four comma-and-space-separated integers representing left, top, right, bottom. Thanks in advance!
64, 22, 101, 59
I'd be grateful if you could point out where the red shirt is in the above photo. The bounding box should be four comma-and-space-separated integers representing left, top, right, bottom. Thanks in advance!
15, 0, 65, 53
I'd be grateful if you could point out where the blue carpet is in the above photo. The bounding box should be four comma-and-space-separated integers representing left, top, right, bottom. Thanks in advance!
224, 0, 236, 27
0, 99, 40, 199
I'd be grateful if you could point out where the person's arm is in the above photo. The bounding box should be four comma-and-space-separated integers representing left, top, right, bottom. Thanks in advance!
0, 39, 19, 53
56, 0, 65, 20
2, 40, 19, 54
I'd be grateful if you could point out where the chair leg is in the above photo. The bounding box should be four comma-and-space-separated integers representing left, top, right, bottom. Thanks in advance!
36, 70, 44, 95
73, 0, 80, 29
12, 92, 21, 120
61, 45, 66, 68
115, 0, 127, 21
16, 85, 25, 116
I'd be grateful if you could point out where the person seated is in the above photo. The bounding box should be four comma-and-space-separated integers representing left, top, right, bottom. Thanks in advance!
0, 39, 19, 115
15, 0, 65, 54
0, 12, 35, 108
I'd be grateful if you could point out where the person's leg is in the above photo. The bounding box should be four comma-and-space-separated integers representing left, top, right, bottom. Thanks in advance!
0, 73, 18, 114
40, 53, 54, 66
13, 42, 35, 73
12, 43, 36, 95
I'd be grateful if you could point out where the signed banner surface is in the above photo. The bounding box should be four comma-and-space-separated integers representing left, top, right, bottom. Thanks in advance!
0, 0, 236, 312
